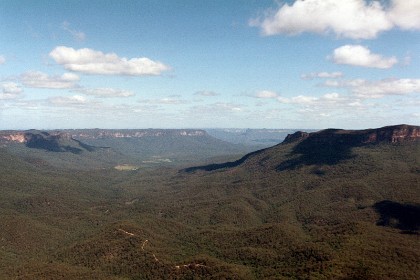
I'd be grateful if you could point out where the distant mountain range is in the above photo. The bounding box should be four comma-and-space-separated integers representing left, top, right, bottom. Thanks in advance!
0, 128, 256, 169
0, 128, 309, 148
1, 125, 418, 170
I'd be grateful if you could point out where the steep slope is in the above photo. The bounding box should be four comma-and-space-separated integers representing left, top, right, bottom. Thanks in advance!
0, 130, 98, 153
171, 125, 420, 278
185, 124, 420, 172
0, 130, 123, 169
24, 130, 98, 153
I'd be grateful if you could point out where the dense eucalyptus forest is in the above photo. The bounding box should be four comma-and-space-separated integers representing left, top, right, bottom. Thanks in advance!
0, 125, 419, 279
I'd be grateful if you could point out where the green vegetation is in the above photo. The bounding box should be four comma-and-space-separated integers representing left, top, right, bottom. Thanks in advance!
0, 127, 419, 279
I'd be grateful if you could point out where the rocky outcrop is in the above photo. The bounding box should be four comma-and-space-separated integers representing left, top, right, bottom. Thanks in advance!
0, 130, 97, 153
282, 131, 309, 144
362, 124, 420, 143
282, 124, 420, 146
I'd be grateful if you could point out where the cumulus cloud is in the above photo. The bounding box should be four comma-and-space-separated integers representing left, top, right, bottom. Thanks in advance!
72, 87, 134, 98
194, 90, 219, 97
0, 55, 5, 65
0, 82, 23, 100
255, 90, 278, 99
331, 45, 398, 69
388, 0, 420, 30
250, 0, 420, 39
20, 71, 80, 89
49, 46, 170, 76
322, 78, 420, 98
62, 21, 86, 41
301, 71, 343, 80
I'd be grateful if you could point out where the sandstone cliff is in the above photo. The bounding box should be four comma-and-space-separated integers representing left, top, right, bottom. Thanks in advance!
282, 124, 420, 145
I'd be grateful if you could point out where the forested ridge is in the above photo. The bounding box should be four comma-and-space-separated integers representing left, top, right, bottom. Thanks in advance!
0, 125, 419, 279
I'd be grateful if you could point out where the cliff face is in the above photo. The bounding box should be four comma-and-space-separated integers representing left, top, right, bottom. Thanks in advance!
0, 129, 208, 145
1, 126, 418, 148
68, 129, 207, 139
282, 124, 420, 146
282, 131, 309, 144
0, 129, 214, 154
364, 125, 420, 143
0, 130, 93, 153
0, 132, 26, 143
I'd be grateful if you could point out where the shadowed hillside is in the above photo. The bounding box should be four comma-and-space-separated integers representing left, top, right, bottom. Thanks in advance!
24, 130, 98, 154
185, 124, 420, 173
374, 200, 420, 233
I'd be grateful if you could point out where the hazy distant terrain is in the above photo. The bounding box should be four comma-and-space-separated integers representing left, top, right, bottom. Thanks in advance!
0, 125, 419, 279
0, 129, 256, 170
206, 128, 318, 147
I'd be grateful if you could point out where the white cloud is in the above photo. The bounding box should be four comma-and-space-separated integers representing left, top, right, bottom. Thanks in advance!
0, 82, 23, 100
188, 102, 244, 117
194, 90, 219, 97
277, 95, 318, 104
250, 0, 420, 39
49, 46, 170, 76
322, 78, 366, 88
250, 0, 392, 39
2, 82, 23, 94
255, 90, 278, 99
20, 71, 80, 89
72, 87, 134, 98
276, 92, 371, 122
48, 95, 89, 106
215, 102, 243, 112
301, 71, 343, 80
351, 79, 420, 98
278, 92, 360, 106
274, 92, 375, 126
388, 0, 420, 30
139, 97, 188, 105
322, 78, 420, 98
0, 55, 5, 65
331, 45, 398, 69
61, 21, 86, 41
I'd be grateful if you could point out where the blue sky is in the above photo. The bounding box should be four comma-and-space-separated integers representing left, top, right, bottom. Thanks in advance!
0, 0, 419, 129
